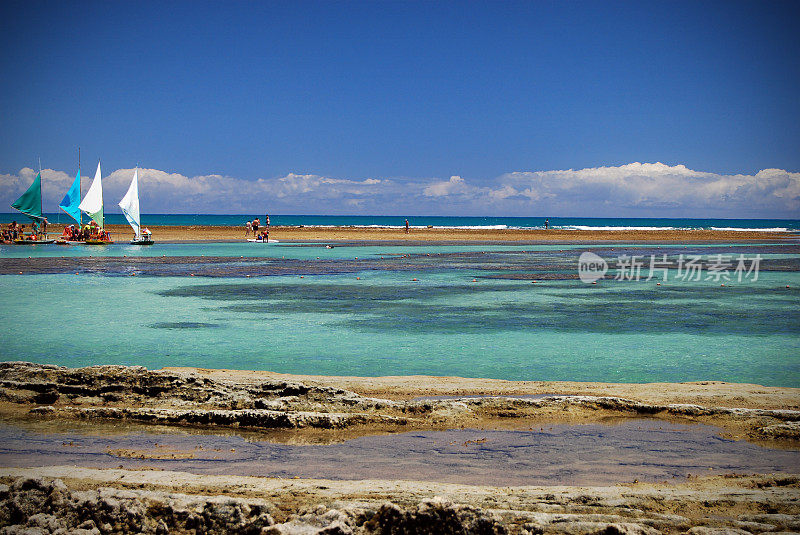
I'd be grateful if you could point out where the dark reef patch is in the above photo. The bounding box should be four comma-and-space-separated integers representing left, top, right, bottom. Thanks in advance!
149, 322, 221, 330
159, 280, 800, 336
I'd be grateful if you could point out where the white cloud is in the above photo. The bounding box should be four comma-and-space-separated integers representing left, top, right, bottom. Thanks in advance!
267, 173, 385, 199
1, 162, 797, 218
423, 175, 477, 197
488, 185, 519, 201
496, 162, 800, 216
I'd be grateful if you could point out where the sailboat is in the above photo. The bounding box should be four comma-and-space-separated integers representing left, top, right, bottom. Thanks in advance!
10, 169, 54, 244
56, 152, 83, 244
59, 168, 82, 226
78, 161, 113, 244
119, 167, 153, 245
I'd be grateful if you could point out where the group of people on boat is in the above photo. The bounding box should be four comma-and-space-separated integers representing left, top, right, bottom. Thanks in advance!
58, 220, 112, 242
1, 220, 48, 243
131, 227, 152, 242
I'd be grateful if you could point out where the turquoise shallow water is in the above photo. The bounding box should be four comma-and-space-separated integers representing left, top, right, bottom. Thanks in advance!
0, 241, 798, 386
0, 241, 584, 259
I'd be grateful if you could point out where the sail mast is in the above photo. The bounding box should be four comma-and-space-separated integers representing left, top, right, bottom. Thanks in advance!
58, 149, 83, 225
137, 161, 140, 239
78, 148, 81, 226
38, 158, 42, 228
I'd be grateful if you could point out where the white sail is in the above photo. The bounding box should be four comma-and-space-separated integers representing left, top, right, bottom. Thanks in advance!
78, 162, 104, 227
119, 168, 141, 238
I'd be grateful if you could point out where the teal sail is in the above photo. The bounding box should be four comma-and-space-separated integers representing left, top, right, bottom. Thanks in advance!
11, 172, 44, 222
59, 170, 82, 224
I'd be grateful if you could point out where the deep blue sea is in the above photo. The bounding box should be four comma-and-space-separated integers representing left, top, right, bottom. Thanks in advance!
1, 213, 799, 232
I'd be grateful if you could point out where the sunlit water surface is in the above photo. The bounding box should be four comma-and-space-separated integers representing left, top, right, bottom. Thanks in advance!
1, 241, 798, 385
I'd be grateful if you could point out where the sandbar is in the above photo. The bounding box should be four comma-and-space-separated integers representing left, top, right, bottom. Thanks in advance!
48, 223, 798, 242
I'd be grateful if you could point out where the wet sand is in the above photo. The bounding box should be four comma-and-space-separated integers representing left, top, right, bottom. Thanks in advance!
47, 223, 797, 242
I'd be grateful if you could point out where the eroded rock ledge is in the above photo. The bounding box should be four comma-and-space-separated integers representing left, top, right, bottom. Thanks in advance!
1, 362, 799, 441
1, 471, 799, 535
0, 477, 507, 535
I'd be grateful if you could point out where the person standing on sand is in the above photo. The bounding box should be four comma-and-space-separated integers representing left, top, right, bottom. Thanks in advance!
405, 219, 409, 234
245, 221, 252, 237
545, 219, 549, 229
252, 218, 259, 237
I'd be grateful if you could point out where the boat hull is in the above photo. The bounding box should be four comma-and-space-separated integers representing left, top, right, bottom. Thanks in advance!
13, 239, 55, 245
130, 239, 154, 245
84, 240, 114, 245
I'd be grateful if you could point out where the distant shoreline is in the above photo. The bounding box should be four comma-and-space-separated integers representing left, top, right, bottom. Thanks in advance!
45, 223, 799, 242
4, 213, 799, 231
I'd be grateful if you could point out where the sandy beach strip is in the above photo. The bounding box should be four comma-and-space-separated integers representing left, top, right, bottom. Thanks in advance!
47, 223, 798, 242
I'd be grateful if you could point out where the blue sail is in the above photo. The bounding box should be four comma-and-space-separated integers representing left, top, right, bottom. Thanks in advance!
59, 170, 81, 224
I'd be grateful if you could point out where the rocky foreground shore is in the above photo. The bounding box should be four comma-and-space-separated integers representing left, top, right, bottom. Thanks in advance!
1, 362, 799, 534
1, 475, 509, 535
1, 469, 799, 534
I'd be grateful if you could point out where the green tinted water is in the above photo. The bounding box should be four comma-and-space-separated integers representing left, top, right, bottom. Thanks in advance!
0, 242, 797, 385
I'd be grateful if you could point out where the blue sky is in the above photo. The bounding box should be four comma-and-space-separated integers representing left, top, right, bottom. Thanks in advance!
1, 0, 798, 217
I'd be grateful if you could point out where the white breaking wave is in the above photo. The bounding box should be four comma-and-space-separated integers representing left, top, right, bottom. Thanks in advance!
299, 224, 510, 230
448, 225, 509, 230
266, 223, 796, 232
555, 225, 794, 232
710, 227, 791, 232
557, 225, 683, 231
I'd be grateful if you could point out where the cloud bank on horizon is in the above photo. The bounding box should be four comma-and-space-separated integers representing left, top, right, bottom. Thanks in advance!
1, 162, 798, 219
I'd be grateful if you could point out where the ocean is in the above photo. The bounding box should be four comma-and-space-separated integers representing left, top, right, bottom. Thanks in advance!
1, 213, 799, 232
1, 240, 798, 386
